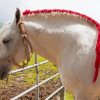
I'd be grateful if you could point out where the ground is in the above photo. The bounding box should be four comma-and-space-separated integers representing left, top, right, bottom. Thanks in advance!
0, 55, 74, 100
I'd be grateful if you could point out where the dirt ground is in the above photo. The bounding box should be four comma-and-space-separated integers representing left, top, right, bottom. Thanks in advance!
0, 78, 62, 100
0, 61, 63, 100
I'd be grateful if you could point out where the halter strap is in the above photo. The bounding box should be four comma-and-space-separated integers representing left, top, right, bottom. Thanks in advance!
0, 19, 33, 68
12, 19, 33, 67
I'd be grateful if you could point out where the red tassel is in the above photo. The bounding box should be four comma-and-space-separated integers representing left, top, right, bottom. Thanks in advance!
93, 68, 99, 83
93, 31, 100, 83
93, 55, 99, 82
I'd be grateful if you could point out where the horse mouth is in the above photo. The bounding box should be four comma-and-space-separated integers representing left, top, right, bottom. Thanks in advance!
0, 63, 10, 80
0, 70, 8, 80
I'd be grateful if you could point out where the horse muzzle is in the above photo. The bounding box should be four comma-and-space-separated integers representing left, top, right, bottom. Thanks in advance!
0, 63, 10, 80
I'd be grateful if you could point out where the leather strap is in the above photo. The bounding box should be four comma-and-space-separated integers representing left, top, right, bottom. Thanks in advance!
0, 19, 33, 68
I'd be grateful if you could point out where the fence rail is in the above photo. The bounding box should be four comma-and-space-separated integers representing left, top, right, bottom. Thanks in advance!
45, 86, 64, 100
9, 60, 48, 74
10, 54, 64, 100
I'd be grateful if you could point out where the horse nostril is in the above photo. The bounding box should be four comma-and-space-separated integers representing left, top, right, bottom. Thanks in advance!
0, 64, 10, 80
0, 71, 7, 80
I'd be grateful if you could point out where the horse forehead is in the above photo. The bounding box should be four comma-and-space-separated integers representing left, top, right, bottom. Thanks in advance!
0, 27, 8, 38
0, 30, 11, 42
0, 26, 10, 36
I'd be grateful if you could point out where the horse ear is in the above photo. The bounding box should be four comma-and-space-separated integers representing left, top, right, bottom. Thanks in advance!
15, 8, 21, 24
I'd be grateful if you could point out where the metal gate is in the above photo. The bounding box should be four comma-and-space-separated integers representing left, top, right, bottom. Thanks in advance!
9, 54, 64, 100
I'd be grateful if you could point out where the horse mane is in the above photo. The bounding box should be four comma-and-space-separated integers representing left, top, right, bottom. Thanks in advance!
22, 9, 99, 28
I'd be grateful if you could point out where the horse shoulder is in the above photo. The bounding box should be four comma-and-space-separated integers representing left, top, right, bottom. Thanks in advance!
57, 24, 97, 89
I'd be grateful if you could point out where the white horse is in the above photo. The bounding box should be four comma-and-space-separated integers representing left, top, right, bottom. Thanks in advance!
0, 8, 100, 100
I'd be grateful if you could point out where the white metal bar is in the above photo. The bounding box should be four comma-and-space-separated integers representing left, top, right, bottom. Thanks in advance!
10, 73, 59, 100
34, 54, 40, 100
10, 85, 38, 100
39, 73, 59, 85
45, 86, 64, 100
9, 60, 48, 74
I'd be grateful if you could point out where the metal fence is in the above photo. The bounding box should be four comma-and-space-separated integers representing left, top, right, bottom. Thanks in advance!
9, 54, 65, 100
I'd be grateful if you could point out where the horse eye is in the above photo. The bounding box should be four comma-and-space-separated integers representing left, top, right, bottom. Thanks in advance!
2, 39, 11, 44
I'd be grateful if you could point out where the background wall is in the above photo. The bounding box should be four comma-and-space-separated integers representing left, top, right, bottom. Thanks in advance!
0, 0, 100, 22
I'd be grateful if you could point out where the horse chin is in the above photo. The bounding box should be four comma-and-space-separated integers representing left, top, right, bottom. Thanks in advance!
0, 63, 10, 80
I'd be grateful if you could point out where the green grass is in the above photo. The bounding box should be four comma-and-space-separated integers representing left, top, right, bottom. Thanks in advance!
0, 54, 74, 100
65, 91, 74, 100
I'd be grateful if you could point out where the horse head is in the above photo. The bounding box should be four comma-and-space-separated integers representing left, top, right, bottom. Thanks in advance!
0, 8, 31, 80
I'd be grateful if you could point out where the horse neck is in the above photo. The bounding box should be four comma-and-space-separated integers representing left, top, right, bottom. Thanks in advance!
24, 21, 62, 65
23, 15, 98, 65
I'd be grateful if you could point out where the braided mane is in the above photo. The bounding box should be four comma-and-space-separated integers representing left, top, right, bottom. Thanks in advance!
23, 9, 100, 83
